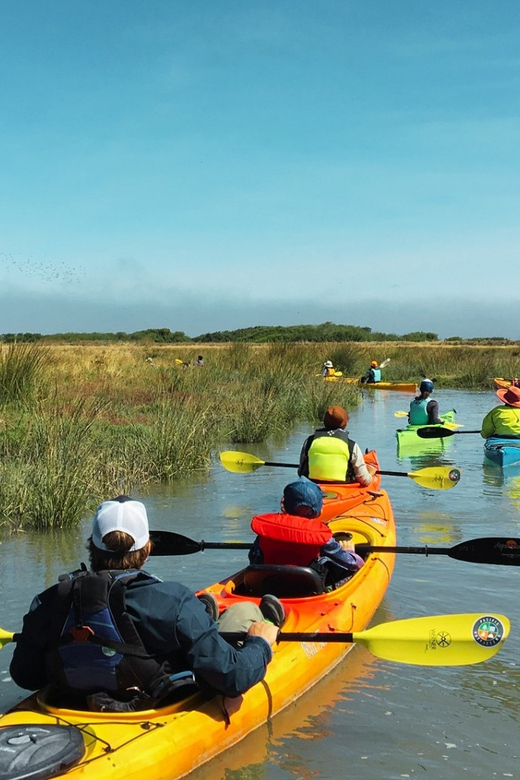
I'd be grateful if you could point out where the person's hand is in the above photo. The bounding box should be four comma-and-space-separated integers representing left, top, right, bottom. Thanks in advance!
366, 464, 378, 477
247, 621, 279, 646
338, 538, 356, 552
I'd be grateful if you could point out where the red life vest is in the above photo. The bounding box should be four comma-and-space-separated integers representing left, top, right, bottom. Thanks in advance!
250, 513, 332, 566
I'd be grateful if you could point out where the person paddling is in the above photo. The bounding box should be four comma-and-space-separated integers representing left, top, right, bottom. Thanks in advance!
298, 406, 376, 485
10, 496, 284, 712
248, 477, 364, 590
360, 360, 381, 384
481, 386, 520, 439
408, 379, 442, 425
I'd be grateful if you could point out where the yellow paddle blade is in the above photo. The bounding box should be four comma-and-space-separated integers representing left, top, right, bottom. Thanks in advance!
353, 613, 509, 666
334, 370, 343, 377
174, 358, 184, 365
407, 466, 462, 490
0, 629, 15, 650
220, 451, 266, 473
394, 411, 408, 417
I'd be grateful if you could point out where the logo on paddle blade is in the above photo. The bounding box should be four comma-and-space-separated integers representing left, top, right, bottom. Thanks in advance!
448, 469, 461, 483
436, 631, 451, 648
472, 616, 505, 647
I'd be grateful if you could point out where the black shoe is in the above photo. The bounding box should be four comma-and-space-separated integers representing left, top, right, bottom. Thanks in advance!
197, 593, 219, 621
259, 594, 285, 628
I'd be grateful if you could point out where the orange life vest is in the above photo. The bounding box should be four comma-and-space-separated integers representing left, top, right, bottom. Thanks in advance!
250, 513, 332, 566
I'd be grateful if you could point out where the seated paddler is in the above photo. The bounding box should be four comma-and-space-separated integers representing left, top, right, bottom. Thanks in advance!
298, 405, 376, 485
248, 477, 364, 589
481, 385, 520, 439
10, 496, 284, 712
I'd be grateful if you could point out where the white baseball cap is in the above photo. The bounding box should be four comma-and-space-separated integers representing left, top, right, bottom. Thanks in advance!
92, 496, 150, 552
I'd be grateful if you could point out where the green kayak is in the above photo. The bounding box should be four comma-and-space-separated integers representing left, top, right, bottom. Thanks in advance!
396, 410, 458, 456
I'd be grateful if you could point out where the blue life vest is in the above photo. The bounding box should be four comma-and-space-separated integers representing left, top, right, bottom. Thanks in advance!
370, 368, 382, 383
409, 397, 430, 425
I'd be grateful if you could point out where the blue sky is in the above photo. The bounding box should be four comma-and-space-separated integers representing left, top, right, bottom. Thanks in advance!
1, 1, 519, 338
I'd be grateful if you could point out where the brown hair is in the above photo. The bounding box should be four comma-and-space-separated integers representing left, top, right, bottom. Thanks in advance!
88, 530, 153, 571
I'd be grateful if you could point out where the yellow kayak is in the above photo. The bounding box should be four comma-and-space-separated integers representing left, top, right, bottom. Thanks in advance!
342, 377, 418, 392
0, 491, 396, 780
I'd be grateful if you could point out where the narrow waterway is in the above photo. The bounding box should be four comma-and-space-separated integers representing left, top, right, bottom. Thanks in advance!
1, 387, 519, 779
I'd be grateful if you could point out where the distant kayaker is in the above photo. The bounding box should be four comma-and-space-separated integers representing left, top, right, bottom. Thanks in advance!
322, 360, 335, 377
360, 360, 381, 384
194, 355, 204, 367
10, 496, 284, 712
298, 405, 376, 485
481, 386, 520, 439
408, 379, 442, 425
248, 477, 364, 589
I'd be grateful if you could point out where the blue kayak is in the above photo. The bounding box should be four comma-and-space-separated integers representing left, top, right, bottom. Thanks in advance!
484, 437, 520, 468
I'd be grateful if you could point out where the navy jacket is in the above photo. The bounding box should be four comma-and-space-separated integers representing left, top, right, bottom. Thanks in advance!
10, 571, 271, 699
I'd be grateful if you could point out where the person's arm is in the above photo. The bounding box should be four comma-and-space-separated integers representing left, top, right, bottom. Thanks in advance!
350, 442, 373, 486
481, 409, 496, 439
320, 538, 364, 572
174, 590, 273, 698
426, 399, 442, 424
9, 587, 56, 691
298, 436, 311, 477
248, 537, 264, 564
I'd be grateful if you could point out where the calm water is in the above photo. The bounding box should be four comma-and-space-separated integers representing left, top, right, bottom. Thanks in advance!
2, 388, 520, 779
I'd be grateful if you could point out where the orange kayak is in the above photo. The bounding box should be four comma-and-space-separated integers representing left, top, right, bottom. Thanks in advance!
0, 457, 395, 780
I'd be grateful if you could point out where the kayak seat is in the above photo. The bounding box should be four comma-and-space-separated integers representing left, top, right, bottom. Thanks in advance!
242, 564, 325, 598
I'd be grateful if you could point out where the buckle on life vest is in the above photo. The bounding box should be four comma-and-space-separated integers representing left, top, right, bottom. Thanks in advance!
70, 625, 95, 642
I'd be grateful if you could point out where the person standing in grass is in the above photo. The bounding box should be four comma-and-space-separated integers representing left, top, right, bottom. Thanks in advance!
408, 379, 442, 425
481, 386, 520, 439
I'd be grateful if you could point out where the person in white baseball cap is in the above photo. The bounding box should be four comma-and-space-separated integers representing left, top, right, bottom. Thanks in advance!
10, 495, 284, 712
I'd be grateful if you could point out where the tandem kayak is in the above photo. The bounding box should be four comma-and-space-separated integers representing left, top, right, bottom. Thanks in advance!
0, 462, 395, 780
484, 436, 520, 468
396, 410, 459, 456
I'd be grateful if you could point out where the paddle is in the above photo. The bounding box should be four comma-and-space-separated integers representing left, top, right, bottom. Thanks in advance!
417, 427, 482, 439
0, 615, 508, 667
219, 451, 462, 490
149, 530, 520, 566
394, 411, 409, 418
379, 358, 391, 369
222, 613, 509, 666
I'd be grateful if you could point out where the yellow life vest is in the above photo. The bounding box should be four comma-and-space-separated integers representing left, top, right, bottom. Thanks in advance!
307, 433, 352, 482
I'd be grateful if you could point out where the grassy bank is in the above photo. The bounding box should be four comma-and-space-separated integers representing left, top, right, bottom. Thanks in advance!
0, 340, 516, 531
0, 342, 358, 530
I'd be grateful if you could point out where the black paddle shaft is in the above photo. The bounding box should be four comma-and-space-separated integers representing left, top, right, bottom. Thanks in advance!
417, 427, 481, 439
358, 538, 520, 565
149, 530, 520, 566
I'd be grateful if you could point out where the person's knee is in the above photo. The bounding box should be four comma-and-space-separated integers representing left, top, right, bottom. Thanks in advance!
217, 602, 264, 633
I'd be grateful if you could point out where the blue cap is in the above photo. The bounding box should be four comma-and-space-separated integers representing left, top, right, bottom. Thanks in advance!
420, 379, 434, 393
283, 477, 324, 517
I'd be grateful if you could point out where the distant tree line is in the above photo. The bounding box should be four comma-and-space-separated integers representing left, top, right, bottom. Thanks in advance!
0, 324, 516, 345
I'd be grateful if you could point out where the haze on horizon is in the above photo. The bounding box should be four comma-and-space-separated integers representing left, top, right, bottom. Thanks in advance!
1, 1, 519, 341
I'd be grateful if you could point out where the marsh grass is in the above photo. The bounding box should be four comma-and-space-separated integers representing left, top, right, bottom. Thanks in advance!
0, 343, 49, 404
2, 340, 519, 530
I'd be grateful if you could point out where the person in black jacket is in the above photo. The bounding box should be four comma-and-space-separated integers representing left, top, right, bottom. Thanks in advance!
10, 496, 283, 711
